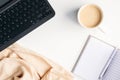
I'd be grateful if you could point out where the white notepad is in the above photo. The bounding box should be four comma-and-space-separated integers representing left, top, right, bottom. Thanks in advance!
73, 36, 115, 80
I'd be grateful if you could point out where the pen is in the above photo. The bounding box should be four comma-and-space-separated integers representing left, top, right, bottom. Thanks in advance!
99, 48, 118, 80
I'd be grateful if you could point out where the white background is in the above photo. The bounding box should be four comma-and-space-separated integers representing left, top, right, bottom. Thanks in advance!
17, 0, 120, 72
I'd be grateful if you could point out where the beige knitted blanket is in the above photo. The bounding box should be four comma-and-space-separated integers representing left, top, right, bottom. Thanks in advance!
0, 44, 73, 80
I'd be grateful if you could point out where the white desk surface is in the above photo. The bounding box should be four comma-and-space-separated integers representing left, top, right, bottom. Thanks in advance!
17, 0, 120, 71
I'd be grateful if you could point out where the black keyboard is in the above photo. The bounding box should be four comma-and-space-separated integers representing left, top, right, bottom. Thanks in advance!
0, 0, 55, 51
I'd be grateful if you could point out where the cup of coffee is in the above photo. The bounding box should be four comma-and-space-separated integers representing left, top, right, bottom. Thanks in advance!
77, 4, 103, 29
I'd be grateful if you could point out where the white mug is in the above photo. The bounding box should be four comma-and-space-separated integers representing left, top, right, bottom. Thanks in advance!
77, 4, 103, 29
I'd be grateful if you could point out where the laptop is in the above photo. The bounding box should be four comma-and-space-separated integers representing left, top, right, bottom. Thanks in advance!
0, 0, 55, 51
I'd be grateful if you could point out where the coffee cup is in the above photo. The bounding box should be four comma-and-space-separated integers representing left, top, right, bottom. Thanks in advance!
77, 4, 103, 29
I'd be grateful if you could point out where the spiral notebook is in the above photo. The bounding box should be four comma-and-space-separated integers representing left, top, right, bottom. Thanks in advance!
72, 36, 120, 80
100, 49, 120, 80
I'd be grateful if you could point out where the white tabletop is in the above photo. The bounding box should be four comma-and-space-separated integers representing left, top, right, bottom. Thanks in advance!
17, 0, 120, 72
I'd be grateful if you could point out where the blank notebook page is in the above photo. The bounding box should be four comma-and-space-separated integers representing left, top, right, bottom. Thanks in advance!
102, 49, 120, 80
73, 37, 115, 80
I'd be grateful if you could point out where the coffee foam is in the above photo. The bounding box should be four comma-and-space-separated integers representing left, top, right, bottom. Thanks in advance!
79, 4, 102, 28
